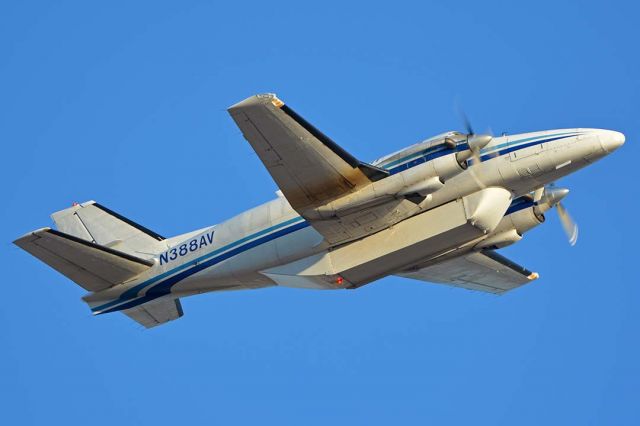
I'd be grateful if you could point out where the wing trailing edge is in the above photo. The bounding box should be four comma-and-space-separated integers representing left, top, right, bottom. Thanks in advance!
397, 250, 539, 294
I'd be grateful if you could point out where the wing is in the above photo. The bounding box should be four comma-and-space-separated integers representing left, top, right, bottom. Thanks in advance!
228, 94, 417, 245
227, 93, 388, 213
397, 250, 539, 294
123, 298, 183, 328
14, 228, 153, 292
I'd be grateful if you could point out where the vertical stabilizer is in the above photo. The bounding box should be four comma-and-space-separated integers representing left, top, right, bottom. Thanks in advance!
50, 201, 168, 258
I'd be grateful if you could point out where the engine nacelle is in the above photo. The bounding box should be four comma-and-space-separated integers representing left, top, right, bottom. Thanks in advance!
476, 206, 544, 249
309, 152, 465, 219
398, 176, 444, 197
431, 153, 467, 181
497, 206, 545, 235
476, 229, 522, 249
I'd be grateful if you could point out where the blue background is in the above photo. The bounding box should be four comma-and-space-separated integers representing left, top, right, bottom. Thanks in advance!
1, 1, 638, 424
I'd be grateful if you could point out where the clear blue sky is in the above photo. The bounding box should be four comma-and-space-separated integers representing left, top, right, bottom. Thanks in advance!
1, 1, 638, 424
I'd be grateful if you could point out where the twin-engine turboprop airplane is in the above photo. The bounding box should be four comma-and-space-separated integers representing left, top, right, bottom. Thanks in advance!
15, 94, 625, 328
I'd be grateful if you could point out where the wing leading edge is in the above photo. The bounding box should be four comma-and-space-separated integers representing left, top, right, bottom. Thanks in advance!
397, 250, 539, 294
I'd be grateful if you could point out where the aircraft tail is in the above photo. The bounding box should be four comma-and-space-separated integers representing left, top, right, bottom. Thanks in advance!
15, 202, 184, 328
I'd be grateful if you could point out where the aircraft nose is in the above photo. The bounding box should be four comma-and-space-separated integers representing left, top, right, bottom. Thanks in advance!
599, 130, 625, 153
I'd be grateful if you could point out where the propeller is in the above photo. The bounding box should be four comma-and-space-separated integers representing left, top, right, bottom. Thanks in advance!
459, 107, 475, 136
454, 106, 493, 192
556, 202, 579, 246
455, 107, 493, 165
534, 185, 579, 246
454, 103, 578, 246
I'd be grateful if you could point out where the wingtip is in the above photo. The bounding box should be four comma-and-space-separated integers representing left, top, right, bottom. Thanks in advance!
528, 272, 540, 281
13, 227, 51, 245
228, 93, 284, 111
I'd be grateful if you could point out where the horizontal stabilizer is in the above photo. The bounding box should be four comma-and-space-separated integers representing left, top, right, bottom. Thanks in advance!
14, 228, 154, 292
397, 250, 539, 294
123, 298, 183, 328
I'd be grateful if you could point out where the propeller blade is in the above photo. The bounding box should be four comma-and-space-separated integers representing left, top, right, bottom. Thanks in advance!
533, 187, 545, 202
456, 105, 474, 135
556, 202, 579, 246
462, 113, 474, 135
452, 104, 492, 187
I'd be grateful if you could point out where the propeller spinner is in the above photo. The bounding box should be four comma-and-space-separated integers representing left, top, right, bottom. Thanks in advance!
455, 107, 492, 164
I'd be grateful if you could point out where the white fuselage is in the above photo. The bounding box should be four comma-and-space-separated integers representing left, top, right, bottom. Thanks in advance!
90, 128, 623, 314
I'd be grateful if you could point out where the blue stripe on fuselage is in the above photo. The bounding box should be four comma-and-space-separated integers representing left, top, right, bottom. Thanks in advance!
386, 143, 468, 175
505, 197, 536, 215
383, 132, 579, 174
97, 132, 580, 313
479, 134, 576, 161
93, 217, 309, 314
479, 131, 579, 156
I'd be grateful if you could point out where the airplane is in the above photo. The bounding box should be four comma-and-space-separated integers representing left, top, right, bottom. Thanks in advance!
14, 93, 625, 328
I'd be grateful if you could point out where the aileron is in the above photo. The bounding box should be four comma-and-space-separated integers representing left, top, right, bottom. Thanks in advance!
398, 250, 539, 294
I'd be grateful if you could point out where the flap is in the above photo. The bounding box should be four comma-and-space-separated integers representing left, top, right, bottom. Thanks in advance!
397, 250, 539, 294
14, 228, 153, 292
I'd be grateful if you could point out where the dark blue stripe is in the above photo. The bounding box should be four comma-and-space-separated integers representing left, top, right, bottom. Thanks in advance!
505, 197, 536, 215
386, 134, 574, 175
97, 220, 310, 314
92, 217, 305, 313
100, 133, 576, 313
479, 135, 572, 161
387, 143, 469, 175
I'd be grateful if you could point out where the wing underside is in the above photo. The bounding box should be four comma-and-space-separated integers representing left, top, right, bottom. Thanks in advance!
397, 250, 539, 294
